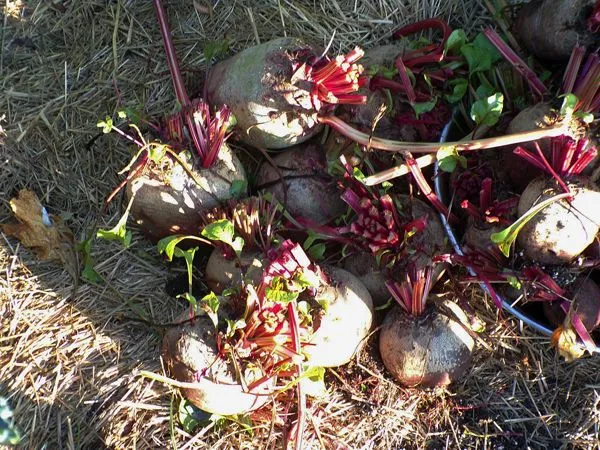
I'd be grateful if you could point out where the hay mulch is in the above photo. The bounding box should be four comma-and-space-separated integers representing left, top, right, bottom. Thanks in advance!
1, 1, 599, 449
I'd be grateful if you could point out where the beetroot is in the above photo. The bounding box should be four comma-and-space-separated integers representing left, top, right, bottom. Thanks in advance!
162, 314, 273, 415
514, 0, 600, 61
204, 248, 264, 293
126, 145, 246, 241
543, 277, 600, 332
517, 176, 600, 264
379, 304, 474, 387
342, 251, 390, 307
304, 267, 374, 367
338, 44, 417, 141
206, 37, 366, 149
256, 142, 347, 224
503, 103, 554, 191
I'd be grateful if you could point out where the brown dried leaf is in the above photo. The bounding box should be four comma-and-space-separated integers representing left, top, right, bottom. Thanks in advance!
2, 189, 79, 279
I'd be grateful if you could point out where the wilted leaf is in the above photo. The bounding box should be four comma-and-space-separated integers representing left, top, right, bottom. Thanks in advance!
2, 190, 78, 279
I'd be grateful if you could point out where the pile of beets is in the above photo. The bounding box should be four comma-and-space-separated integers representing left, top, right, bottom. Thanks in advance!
99, 0, 600, 444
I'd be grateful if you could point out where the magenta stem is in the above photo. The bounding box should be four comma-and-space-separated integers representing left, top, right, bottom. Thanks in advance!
562, 45, 585, 94
533, 141, 571, 196
483, 28, 547, 98
395, 56, 416, 104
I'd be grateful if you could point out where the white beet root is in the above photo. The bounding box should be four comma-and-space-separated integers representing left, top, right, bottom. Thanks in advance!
161, 314, 273, 415
379, 304, 474, 387
304, 267, 374, 367
517, 176, 600, 264
206, 37, 321, 149
205, 249, 265, 293
127, 145, 246, 241
257, 143, 347, 224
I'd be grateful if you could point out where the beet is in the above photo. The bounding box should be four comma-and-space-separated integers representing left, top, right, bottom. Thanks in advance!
342, 251, 390, 307
205, 37, 321, 149
256, 142, 346, 224
462, 220, 504, 252
204, 249, 264, 293
514, 0, 600, 61
517, 176, 600, 264
304, 267, 374, 367
338, 44, 417, 141
379, 303, 474, 387
503, 103, 554, 191
161, 314, 273, 415
543, 277, 600, 331
126, 145, 246, 241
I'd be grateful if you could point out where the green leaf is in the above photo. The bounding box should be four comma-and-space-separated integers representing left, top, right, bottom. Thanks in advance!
174, 246, 198, 295
575, 111, 594, 124
177, 292, 198, 311
307, 243, 326, 261
201, 219, 244, 256
352, 167, 366, 183
437, 146, 467, 173
303, 231, 321, 250
229, 179, 247, 199
96, 116, 113, 134
507, 275, 522, 290
490, 193, 571, 257
200, 292, 220, 328
178, 399, 211, 433
157, 235, 209, 261
300, 365, 327, 398
265, 287, 299, 304
560, 93, 578, 118
147, 144, 167, 164
445, 29, 467, 54
460, 33, 501, 76
411, 98, 438, 117
225, 318, 246, 338
367, 64, 397, 79
475, 83, 495, 100
97, 213, 132, 248
470, 93, 504, 126
117, 110, 127, 119
203, 39, 230, 62
444, 78, 468, 104
76, 237, 103, 284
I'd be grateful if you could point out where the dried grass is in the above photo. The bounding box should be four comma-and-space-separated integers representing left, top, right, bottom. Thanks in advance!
1, 0, 599, 449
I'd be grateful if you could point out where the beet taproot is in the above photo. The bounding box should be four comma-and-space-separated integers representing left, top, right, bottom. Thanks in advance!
304, 267, 374, 367
514, 0, 600, 61
126, 146, 246, 241
161, 314, 273, 415
543, 277, 600, 331
379, 303, 474, 387
256, 142, 346, 224
516, 176, 600, 264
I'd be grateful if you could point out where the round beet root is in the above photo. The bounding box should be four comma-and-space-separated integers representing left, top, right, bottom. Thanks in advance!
127, 145, 246, 241
206, 37, 320, 149
517, 176, 600, 264
543, 277, 600, 331
205, 249, 264, 293
338, 44, 416, 141
304, 267, 374, 367
503, 103, 554, 191
379, 304, 474, 387
162, 314, 273, 415
462, 219, 504, 253
515, 0, 600, 60
256, 142, 346, 224
396, 195, 449, 270
342, 251, 390, 307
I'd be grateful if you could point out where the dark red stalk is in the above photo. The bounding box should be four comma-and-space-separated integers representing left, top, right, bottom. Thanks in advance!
483, 28, 547, 99
392, 18, 451, 67
395, 57, 416, 104
404, 152, 457, 222
562, 46, 585, 94
532, 141, 571, 195
480, 178, 493, 212
369, 75, 404, 92
512, 146, 547, 171
461, 200, 484, 221
588, 0, 600, 33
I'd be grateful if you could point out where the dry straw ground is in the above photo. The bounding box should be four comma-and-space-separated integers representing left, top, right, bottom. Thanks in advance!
1, 0, 599, 449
